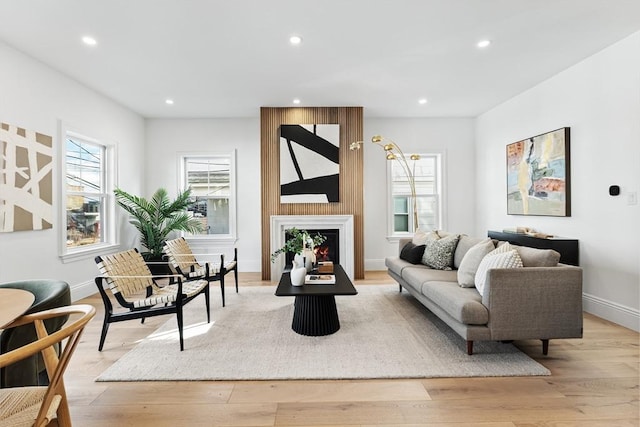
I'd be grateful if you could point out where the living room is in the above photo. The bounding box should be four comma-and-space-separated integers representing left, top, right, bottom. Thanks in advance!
0, 1, 638, 425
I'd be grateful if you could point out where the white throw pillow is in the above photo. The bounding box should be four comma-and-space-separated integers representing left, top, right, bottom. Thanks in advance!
474, 249, 523, 296
457, 238, 495, 287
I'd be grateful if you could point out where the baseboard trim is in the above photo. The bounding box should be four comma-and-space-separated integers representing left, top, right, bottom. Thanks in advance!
583, 292, 640, 332
365, 259, 386, 271
70, 279, 96, 302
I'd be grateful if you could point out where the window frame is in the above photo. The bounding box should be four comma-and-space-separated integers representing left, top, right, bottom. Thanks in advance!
178, 150, 237, 244
59, 125, 118, 262
386, 151, 445, 241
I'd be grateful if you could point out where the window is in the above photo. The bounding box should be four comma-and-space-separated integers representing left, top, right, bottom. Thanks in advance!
180, 152, 236, 241
389, 153, 442, 237
61, 130, 116, 260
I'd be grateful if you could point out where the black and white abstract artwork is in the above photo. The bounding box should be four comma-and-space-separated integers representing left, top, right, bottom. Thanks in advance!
279, 124, 339, 203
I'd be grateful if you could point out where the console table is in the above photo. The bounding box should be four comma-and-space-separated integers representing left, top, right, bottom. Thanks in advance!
488, 230, 579, 266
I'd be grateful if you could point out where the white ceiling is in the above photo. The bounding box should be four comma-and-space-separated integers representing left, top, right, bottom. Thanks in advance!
1, 0, 639, 119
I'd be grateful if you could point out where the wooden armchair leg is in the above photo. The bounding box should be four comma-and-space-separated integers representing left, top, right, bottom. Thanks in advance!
234, 268, 239, 293
220, 275, 226, 308
98, 317, 110, 351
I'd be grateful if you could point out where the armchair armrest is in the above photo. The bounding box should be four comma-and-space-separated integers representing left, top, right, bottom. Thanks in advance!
481, 265, 583, 341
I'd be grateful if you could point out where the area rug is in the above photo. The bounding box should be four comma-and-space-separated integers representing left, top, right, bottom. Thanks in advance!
96, 285, 550, 381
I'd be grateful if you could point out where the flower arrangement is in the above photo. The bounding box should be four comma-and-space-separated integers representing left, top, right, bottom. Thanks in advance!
270, 228, 326, 263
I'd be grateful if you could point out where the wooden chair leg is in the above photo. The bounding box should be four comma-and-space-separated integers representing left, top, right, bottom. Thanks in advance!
234, 268, 239, 293
204, 285, 211, 323
98, 317, 110, 351
220, 275, 226, 307
177, 304, 184, 351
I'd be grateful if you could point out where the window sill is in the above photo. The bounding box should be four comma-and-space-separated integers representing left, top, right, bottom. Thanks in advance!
60, 243, 120, 264
386, 234, 413, 243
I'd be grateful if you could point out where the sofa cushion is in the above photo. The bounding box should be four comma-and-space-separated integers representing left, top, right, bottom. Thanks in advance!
475, 249, 523, 296
453, 235, 484, 269
402, 265, 458, 285
421, 281, 489, 325
421, 234, 460, 270
457, 238, 495, 287
399, 242, 426, 264
512, 245, 561, 267
385, 257, 414, 278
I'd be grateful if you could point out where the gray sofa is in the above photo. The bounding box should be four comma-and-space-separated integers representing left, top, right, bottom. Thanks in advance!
385, 234, 583, 355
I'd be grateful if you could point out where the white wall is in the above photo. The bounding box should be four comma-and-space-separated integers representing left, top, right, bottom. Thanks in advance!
363, 118, 476, 270
475, 32, 640, 331
0, 41, 146, 299
144, 119, 262, 271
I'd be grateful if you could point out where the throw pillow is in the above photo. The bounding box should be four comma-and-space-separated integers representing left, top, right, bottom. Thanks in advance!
421, 234, 460, 270
457, 238, 495, 287
399, 242, 426, 264
474, 249, 523, 296
412, 229, 440, 245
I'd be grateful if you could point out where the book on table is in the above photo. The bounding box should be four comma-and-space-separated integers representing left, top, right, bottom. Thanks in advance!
305, 274, 336, 285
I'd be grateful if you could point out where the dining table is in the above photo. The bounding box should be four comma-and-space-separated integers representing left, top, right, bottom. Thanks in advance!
0, 288, 35, 329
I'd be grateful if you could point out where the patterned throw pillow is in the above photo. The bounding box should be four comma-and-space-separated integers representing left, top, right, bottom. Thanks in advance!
474, 249, 523, 296
400, 242, 426, 264
421, 234, 460, 270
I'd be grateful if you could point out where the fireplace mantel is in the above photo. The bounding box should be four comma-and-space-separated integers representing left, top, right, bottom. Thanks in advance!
270, 215, 354, 282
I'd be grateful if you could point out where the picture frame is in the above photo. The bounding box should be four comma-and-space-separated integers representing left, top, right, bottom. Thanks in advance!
506, 127, 571, 217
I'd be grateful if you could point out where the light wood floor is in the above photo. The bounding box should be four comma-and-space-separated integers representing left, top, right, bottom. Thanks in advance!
64, 271, 639, 426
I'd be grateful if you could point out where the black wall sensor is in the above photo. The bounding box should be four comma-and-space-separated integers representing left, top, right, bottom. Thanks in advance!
609, 185, 620, 196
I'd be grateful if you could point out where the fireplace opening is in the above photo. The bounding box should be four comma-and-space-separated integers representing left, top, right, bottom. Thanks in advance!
285, 229, 339, 268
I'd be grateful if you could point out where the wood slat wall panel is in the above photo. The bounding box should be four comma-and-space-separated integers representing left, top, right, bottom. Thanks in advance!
260, 107, 364, 280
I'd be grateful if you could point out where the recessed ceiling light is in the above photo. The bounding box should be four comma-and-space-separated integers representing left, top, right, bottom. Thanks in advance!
289, 35, 303, 45
165, 99, 174, 105
82, 36, 97, 46
477, 39, 491, 48
292, 99, 301, 105
418, 98, 428, 105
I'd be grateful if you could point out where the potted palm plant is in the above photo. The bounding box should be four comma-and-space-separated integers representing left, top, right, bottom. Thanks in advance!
114, 187, 204, 262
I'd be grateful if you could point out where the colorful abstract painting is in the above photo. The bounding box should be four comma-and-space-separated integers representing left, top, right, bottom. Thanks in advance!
507, 127, 571, 217
279, 124, 340, 203
0, 122, 54, 232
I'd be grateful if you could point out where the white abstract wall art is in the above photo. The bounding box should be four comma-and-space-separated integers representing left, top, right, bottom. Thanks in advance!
279, 124, 340, 203
0, 122, 54, 232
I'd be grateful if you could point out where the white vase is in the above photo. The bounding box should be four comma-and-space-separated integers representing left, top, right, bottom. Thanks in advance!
290, 260, 306, 286
294, 252, 314, 272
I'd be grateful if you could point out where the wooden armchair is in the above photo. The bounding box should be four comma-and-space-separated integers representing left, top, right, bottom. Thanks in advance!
94, 248, 210, 351
0, 304, 95, 427
164, 237, 238, 307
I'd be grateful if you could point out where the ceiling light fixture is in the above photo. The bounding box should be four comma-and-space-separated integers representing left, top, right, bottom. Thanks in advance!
165, 99, 174, 105
418, 98, 428, 105
477, 39, 491, 48
289, 35, 302, 45
293, 99, 301, 105
82, 36, 97, 46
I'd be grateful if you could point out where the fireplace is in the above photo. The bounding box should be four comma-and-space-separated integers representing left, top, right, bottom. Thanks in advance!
270, 215, 354, 281
284, 229, 339, 268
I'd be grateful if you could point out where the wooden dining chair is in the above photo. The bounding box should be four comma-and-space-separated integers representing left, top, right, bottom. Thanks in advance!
164, 237, 238, 307
0, 304, 96, 427
94, 248, 210, 351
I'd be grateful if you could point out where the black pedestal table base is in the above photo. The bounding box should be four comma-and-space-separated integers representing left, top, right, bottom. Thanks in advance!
292, 295, 340, 336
